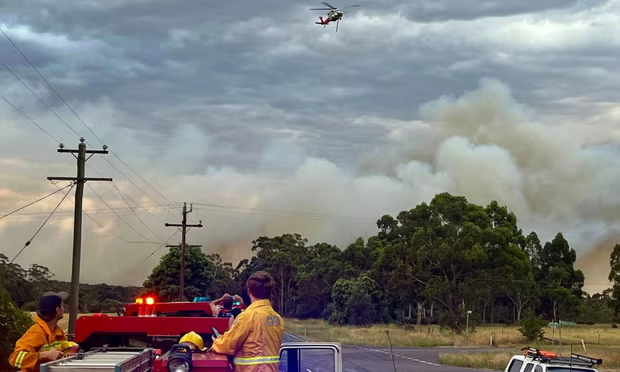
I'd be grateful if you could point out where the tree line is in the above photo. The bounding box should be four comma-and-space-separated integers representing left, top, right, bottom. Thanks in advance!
3, 192, 620, 338
0, 253, 141, 313
144, 192, 620, 331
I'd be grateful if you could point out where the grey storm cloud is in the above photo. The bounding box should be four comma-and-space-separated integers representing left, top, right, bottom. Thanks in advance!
0, 0, 619, 291
392, 0, 611, 21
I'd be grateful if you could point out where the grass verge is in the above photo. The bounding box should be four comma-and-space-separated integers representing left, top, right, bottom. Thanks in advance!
284, 319, 620, 348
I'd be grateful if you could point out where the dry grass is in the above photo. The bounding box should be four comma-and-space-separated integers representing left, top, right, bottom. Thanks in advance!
284, 319, 620, 348
439, 346, 620, 371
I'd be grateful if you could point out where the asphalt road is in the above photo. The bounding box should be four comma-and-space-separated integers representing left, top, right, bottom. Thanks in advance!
282, 333, 492, 372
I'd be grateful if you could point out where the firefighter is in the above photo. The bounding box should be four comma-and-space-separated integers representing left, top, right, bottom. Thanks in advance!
209, 271, 284, 372
8, 291, 79, 371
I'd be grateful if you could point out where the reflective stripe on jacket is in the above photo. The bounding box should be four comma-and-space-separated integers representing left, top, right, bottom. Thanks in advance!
8, 315, 75, 372
211, 299, 284, 372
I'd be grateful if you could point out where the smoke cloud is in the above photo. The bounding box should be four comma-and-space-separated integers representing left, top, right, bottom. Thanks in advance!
1, 78, 617, 292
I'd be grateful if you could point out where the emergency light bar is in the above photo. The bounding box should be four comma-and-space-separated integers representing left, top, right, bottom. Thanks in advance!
135, 296, 157, 317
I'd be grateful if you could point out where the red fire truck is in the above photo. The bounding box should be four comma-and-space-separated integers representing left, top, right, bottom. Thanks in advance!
74, 295, 245, 352
51, 296, 343, 371
120, 295, 247, 317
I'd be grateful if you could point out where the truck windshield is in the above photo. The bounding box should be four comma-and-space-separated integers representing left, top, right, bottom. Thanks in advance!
548, 368, 594, 372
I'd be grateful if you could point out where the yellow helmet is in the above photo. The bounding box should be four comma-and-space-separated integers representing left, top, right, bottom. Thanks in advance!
179, 331, 205, 351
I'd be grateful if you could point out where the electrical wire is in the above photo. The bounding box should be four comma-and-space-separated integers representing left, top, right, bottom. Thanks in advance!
10, 182, 75, 263
111, 181, 165, 242
0, 93, 61, 143
1, 27, 175, 216
193, 206, 376, 224
0, 28, 100, 143
142, 230, 180, 263
0, 205, 170, 218
0, 183, 74, 221
86, 183, 155, 242
86, 165, 171, 224
191, 202, 377, 222
87, 230, 181, 310
52, 183, 137, 244
3, 49, 174, 223
0, 60, 81, 139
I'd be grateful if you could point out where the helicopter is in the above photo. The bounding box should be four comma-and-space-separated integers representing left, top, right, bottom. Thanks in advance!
310, 2, 360, 32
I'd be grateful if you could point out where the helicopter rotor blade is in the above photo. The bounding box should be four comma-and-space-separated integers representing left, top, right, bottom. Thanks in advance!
321, 1, 337, 9
310, 7, 332, 10
342, 5, 360, 8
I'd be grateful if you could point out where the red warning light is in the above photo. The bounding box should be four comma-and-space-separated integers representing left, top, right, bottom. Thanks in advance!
136, 297, 144, 304
145, 297, 155, 305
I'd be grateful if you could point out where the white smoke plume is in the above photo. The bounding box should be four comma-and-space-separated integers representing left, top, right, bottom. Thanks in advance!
1, 78, 617, 293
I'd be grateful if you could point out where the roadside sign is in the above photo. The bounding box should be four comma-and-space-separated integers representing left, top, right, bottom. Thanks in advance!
548, 322, 559, 328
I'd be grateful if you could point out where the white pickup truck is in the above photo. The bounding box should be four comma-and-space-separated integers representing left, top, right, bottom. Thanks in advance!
504, 347, 603, 372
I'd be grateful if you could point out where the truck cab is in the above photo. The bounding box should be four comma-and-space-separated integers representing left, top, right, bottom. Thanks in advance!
39, 342, 344, 372
506, 347, 602, 372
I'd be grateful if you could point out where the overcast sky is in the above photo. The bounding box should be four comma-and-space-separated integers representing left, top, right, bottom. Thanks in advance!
0, 0, 618, 293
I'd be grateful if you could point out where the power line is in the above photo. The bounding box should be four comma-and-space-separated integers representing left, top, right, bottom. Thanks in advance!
1, 56, 174, 224
0, 93, 61, 143
111, 155, 173, 206
142, 229, 180, 263
0, 60, 81, 139
1, 26, 175, 215
115, 190, 168, 224
0, 205, 171, 218
111, 181, 165, 242
191, 202, 377, 222
192, 205, 376, 224
87, 229, 181, 310
10, 182, 75, 263
86, 183, 156, 243
52, 182, 136, 244
99, 157, 170, 209
0, 183, 74, 220
86, 165, 172, 223
0, 27, 102, 144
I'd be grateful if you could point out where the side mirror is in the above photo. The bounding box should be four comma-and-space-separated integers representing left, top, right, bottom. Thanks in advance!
279, 342, 342, 372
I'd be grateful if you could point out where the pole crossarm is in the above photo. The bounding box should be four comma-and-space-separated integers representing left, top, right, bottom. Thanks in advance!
48, 177, 113, 182
165, 223, 203, 228
58, 149, 109, 154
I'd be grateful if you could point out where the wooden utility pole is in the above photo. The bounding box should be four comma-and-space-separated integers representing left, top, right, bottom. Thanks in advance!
48, 137, 112, 340
165, 202, 202, 301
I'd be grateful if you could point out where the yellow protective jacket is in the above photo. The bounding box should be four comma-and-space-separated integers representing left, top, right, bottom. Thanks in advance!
211, 299, 284, 372
8, 315, 77, 371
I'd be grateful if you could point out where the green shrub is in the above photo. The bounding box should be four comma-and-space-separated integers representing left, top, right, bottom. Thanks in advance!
517, 309, 546, 342
0, 285, 34, 370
